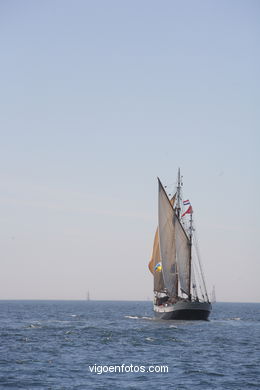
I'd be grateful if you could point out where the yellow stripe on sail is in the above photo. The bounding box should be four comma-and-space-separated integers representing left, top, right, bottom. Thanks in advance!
148, 228, 159, 274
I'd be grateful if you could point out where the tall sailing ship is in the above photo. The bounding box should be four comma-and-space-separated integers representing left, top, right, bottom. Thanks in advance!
149, 169, 212, 320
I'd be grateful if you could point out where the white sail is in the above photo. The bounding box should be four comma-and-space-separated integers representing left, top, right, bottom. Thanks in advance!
175, 216, 190, 296
158, 179, 177, 296
211, 286, 216, 303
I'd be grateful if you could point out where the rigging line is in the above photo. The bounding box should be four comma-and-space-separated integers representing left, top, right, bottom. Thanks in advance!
193, 248, 204, 295
193, 229, 209, 301
192, 251, 205, 299
180, 201, 208, 301
193, 242, 207, 299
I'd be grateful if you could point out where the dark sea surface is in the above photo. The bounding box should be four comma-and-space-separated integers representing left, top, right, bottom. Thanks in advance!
0, 301, 259, 390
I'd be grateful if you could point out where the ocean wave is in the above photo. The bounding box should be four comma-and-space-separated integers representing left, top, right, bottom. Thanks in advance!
141, 316, 154, 321
25, 323, 42, 329
145, 337, 154, 341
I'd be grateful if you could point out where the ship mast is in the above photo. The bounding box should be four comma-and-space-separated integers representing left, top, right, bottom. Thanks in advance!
176, 168, 182, 218
175, 168, 182, 298
177, 168, 192, 300
188, 207, 193, 300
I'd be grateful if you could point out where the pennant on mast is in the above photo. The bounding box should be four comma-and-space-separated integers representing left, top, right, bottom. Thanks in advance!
181, 205, 193, 218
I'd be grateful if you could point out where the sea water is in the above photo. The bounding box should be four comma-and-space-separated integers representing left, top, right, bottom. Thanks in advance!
0, 301, 259, 389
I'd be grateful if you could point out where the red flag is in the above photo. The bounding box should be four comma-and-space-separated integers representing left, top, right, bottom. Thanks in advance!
181, 205, 193, 217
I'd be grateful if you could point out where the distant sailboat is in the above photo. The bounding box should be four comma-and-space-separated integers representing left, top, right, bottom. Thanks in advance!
86, 291, 90, 301
149, 169, 212, 320
211, 285, 216, 303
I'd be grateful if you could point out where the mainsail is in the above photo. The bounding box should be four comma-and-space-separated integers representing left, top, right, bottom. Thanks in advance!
149, 177, 193, 298
158, 179, 177, 297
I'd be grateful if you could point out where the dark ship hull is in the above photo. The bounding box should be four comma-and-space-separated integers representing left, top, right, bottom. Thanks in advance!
154, 300, 212, 320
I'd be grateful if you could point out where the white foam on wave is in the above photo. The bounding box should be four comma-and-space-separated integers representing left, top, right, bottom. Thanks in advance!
26, 322, 42, 329
124, 315, 154, 321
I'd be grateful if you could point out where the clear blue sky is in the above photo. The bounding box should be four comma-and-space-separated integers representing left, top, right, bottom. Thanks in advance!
0, 0, 259, 301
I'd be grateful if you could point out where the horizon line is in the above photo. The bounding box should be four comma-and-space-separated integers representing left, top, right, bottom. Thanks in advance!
0, 299, 259, 304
